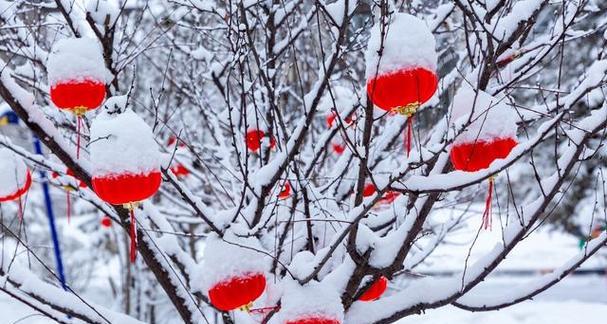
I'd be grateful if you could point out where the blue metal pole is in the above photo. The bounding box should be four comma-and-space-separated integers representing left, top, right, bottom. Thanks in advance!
33, 137, 67, 290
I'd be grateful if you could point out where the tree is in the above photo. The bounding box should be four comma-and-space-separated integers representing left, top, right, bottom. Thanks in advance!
0, 0, 605, 323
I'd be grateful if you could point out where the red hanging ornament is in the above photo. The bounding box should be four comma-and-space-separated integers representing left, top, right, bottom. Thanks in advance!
449, 85, 519, 230
167, 135, 190, 178
100, 215, 112, 228
208, 272, 266, 311
48, 38, 110, 159
286, 317, 341, 324
326, 112, 354, 128
246, 129, 276, 152
278, 181, 291, 200
358, 276, 388, 301
331, 143, 346, 155
362, 183, 376, 197
90, 107, 162, 263
366, 14, 438, 157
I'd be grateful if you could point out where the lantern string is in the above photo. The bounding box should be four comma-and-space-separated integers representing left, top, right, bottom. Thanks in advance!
66, 190, 70, 225
482, 177, 494, 231
405, 116, 413, 157
129, 208, 137, 263
249, 305, 279, 314
76, 116, 81, 159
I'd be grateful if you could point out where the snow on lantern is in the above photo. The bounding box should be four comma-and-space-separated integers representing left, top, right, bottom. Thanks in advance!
246, 129, 276, 152
47, 37, 111, 159
0, 148, 32, 220
365, 13, 438, 156
89, 97, 162, 262
276, 280, 343, 324
198, 233, 269, 312
449, 84, 518, 230
357, 276, 388, 301
51, 168, 86, 224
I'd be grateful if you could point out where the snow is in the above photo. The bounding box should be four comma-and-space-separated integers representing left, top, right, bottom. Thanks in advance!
450, 82, 518, 143
270, 279, 344, 324
86, 0, 120, 26
365, 13, 437, 79
89, 107, 161, 176
0, 148, 29, 197
395, 301, 607, 324
47, 37, 112, 85
193, 232, 270, 293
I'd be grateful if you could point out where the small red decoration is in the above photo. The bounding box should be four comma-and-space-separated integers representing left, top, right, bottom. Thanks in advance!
362, 183, 376, 197
378, 191, 399, 205
246, 129, 276, 152
100, 215, 112, 228
367, 67, 438, 157
450, 138, 517, 230
208, 272, 266, 311
358, 276, 388, 301
278, 181, 291, 200
326, 112, 353, 128
286, 317, 341, 324
331, 143, 345, 155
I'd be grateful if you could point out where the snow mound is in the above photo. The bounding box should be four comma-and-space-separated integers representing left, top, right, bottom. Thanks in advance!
89, 107, 161, 176
195, 232, 270, 293
47, 37, 112, 85
450, 83, 518, 143
271, 280, 344, 324
0, 149, 29, 197
365, 13, 437, 79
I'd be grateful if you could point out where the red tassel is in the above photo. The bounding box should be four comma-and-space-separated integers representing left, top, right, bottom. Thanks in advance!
129, 208, 137, 263
482, 177, 494, 230
76, 116, 81, 159
66, 190, 71, 225
405, 116, 414, 157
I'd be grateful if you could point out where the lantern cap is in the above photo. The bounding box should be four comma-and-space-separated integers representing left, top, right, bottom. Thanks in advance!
365, 13, 437, 79
47, 37, 112, 85
450, 83, 518, 145
90, 108, 161, 177
195, 232, 270, 293
0, 148, 30, 198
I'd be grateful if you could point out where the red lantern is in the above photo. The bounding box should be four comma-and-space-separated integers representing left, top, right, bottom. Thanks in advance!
363, 183, 376, 197
92, 172, 161, 206
48, 38, 109, 159
286, 317, 341, 324
50, 80, 106, 114
332, 143, 345, 155
0, 171, 31, 203
0, 149, 32, 221
167, 135, 190, 178
450, 138, 517, 230
378, 191, 399, 205
208, 272, 266, 311
366, 14, 438, 157
246, 129, 276, 152
358, 276, 388, 301
278, 181, 291, 200
90, 108, 163, 263
100, 215, 112, 228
